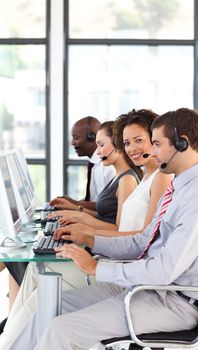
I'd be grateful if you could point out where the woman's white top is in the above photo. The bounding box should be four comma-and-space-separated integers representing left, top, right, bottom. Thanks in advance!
119, 170, 158, 232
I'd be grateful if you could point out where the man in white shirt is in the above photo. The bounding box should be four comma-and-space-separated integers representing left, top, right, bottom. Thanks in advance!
51, 116, 115, 210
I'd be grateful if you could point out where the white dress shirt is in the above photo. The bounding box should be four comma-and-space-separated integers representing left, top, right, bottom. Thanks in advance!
93, 163, 198, 299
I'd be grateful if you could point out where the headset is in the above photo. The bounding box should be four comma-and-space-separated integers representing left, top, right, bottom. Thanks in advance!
171, 111, 188, 152
87, 116, 96, 142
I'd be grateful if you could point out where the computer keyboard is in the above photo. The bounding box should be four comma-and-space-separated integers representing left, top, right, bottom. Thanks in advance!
44, 220, 60, 235
40, 210, 51, 223
33, 235, 68, 254
42, 202, 55, 211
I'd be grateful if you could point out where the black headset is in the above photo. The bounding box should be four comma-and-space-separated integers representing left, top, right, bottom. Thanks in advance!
171, 111, 188, 152
87, 116, 96, 142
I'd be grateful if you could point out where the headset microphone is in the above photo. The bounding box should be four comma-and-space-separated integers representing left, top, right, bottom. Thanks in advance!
143, 153, 150, 158
160, 150, 178, 170
101, 149, 115, 161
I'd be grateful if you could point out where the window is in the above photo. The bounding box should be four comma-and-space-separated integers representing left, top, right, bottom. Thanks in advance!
0, 1, 197, 203
0, 0, 48, 207
64, 0, 196, 198
69, 0, 193, 40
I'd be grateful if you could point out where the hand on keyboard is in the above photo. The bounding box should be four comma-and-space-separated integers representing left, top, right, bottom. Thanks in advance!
53, 223, 94, 247
50, 196, 77, 210
47, 210, 81, 224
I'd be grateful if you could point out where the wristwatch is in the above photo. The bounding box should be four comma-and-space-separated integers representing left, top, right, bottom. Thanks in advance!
78, 205, 84, 212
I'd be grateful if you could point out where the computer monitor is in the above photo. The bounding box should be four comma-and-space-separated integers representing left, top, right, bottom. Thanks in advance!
14, 148, 35, 200
0, 155, 26, 250
6, 151, 34, 224
14, 148, 36, 210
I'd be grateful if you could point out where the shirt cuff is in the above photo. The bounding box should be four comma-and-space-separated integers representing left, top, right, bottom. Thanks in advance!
96, 261, 118, 283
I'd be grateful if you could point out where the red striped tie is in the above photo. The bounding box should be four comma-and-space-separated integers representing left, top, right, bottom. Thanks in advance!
138, 181, 174, 259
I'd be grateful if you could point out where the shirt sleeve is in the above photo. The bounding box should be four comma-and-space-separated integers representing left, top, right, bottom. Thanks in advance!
93, 228, 150, 260
96, 200, 198, 289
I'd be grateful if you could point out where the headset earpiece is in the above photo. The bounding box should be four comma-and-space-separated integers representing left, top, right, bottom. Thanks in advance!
174, 131, 188, 152
172, 111, 188, 152
87, 116, 96, 142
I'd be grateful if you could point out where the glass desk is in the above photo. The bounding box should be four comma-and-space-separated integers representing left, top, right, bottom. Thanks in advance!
0, 234, 71, 339
0, 241, 70, 262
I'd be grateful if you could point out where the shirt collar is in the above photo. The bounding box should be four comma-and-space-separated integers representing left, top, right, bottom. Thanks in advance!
89, 150, 100, 165
173, 163, 198, 192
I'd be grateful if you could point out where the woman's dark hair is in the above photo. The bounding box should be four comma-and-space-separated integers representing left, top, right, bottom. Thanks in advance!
113, 109, 158, 180
98, 121, 115, 144
113, 109, 158, 150
99, 120, 143, 180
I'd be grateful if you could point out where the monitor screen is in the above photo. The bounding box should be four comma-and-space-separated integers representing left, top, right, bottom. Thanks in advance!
0, 156, 20, 225
14, 149, 35, 202
7, 153, 30, 212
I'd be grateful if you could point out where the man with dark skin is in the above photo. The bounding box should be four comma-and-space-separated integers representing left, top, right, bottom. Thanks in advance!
50, 116, 115, 211
71, 117, 100, 158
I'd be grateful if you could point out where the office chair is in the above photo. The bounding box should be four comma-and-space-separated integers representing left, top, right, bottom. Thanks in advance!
101, 285, 198, 350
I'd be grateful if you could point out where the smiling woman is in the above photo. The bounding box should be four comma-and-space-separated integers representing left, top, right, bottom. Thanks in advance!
49, 120, 141, 229
50, 111, 173, 238
107, 109, 173, 233
70, 109, 173, 236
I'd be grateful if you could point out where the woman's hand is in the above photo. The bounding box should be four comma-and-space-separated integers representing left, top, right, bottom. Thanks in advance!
48, 210, 81, 223
54, 244, 97, 275
50, 197, 77, 210
48, 209, 98, 231
54, 223, 95, 243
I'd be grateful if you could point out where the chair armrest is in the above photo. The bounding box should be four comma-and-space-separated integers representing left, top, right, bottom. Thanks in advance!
125, 284, 198, 349
96, 258, 132, 263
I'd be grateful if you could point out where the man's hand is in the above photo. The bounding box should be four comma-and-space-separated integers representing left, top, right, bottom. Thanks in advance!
55, 244, 97, 275
53, 224, 95, 248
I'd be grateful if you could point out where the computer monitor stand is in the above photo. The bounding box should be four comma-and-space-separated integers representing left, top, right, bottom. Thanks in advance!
18, 228, 38, 244
0, 235, 27, 253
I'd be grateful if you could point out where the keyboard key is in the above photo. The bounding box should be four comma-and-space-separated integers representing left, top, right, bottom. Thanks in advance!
44, 220, 60, 236
42, 202, 55, 211
33, 235, 68, 255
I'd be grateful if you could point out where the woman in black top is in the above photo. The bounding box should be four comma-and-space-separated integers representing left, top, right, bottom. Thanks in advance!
49, 121, 142, 230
